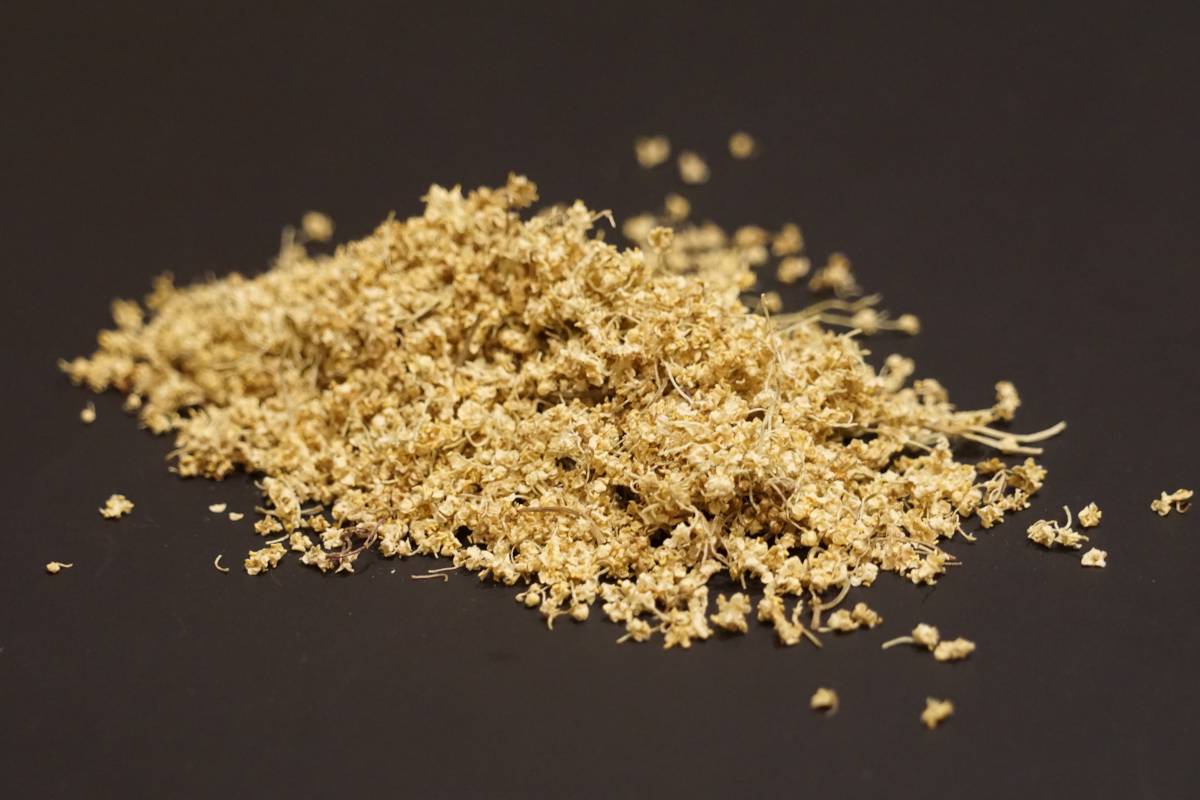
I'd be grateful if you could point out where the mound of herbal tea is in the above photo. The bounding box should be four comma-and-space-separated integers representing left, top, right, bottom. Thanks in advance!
62, 174, 1060, 647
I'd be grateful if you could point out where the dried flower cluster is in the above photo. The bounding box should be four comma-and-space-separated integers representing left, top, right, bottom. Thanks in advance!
1151, 489, 1192, 517
1077, 502, 1102, 528
63, 173, 1067, 650
1026, 506, 1088, 550
99, 494, 134, 519
882, 623, 976, 662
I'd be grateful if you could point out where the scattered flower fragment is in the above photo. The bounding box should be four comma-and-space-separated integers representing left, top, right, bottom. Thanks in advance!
244, 542, 286, 576
99, 494, 134, 519
912, 623, 940, 650
710, 593, 752, 633
634, 135, 670, 168
921, 697, 954, 729
300, 211, 334, 243
80, 402, 96, 424
663, 193, 690, 222
45, 561, 73, 574
810, 687, 839, 714
677, 150, 710, 184
1081, 548, 1108, 568
776, 256, 811, 284
823, 602, 883, 633
213, 554, 230, 573
1027, 506, 1088, 549
883, 625, 975, 662
228, 512, 245, 521
1077, 502, 1102, 528
62, 173, 1067, 648
771, 223, 803, 256
808, 252, 860, 297
1151, 489, 1193, 517
933, 638, 976, 662
647, 225, 675, 252
728, 131, 757, 159
208, 502, 227, 513
758, 291, 783, 314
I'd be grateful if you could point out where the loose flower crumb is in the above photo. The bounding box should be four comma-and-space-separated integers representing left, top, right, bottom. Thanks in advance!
1027, 506, 1088, 550
99, 494, 134, 519
728, 131, 757, 159
213, 554, 230, 573
45, 561, 73, 574
301, 211, 334, 243
1081, 548, 1107, 568
1151, 489, 1192, 517
1078, 502, 1102, 528
80, 402, 96, 424
921, 697, 954, 729
663, 193, 690, 222
776, 256, 811, 284
228, 511, 245, 521
244, 542, 286, 576
932, 637, 976, 662
710, 593, 752, 633
634, 135, 670, 168
808, 252, 860, 297
810, 687, 838, 714
208, 502, 227, 513
677, 150, 710, 184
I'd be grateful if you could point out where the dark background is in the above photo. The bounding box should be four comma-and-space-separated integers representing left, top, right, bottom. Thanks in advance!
2, 3, 1198, 797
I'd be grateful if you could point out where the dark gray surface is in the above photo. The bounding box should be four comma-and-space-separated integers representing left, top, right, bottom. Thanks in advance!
2, 3, 1198, 797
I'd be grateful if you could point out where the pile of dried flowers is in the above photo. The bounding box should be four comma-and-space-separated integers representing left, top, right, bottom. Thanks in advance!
62, 171, 1069, 649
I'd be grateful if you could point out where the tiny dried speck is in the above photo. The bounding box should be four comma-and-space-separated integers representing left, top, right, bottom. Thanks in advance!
634, 135, 670, 168
677, 151, 710, 184
301, 211, 334, 243
728, 131, 757, 159
45, 561, 74, 574
810, 687, 838, 714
